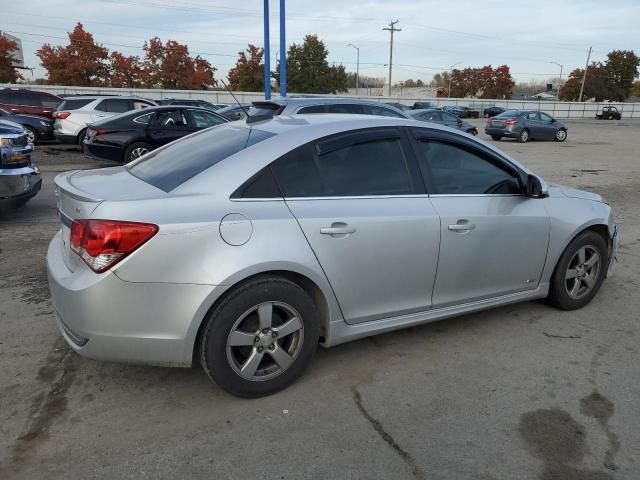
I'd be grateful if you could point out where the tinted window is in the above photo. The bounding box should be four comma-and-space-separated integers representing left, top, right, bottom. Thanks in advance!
539, 112, 553, 122
273, 132, 414, 197
97, 99, 132, 113
441, 112, 459, 123
369, 104, 406, 118
231, 168, 281, 199
414, 140, 521, 195
153, 109, 189, 127
133, 113, 152, 124
526, 112, 539, 120
419, 111, 441, 121
41, 94, 62, 108
497, 110, 522, 118
188, 109, 225, 128
326, 104, 366, 114
297, 105, 328, 114
127, 125, 275, 192
58, 98, 95, 110
17, 94, 41, 106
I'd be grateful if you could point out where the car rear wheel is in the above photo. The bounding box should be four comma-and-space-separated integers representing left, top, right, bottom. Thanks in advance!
608, 114, 614, 120
518, 129, 530, 143
77, 128, 87, 147
200, 276, 320, 397
547, 231, 608, 310
23, 125, 38, 144
124, 142, 153, 163
491, 135, 502, 141
555, 129, 567, 142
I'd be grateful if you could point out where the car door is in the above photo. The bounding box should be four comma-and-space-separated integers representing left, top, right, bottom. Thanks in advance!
409, 128, 550, 307
147, 108, 195, 146
538, 112, 557, 139
186, 109, 226, 130
524, 111, 542, 138
271, 127, 441, 324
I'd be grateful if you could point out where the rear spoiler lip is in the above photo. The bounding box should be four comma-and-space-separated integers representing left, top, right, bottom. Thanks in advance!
54, 170, 104, 202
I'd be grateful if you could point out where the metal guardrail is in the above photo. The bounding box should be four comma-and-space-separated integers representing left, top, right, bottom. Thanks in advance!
2, 84, 639, 119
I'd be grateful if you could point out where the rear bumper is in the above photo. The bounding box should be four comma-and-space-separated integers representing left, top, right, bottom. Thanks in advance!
46, 230, 221, 367
84, 142, 124, 163
485, 126, 520, 138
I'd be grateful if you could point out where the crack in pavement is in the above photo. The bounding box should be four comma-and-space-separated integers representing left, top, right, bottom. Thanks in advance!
352, 387, 427, 480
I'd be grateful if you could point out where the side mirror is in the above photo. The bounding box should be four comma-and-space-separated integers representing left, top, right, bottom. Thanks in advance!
551, 118, 556, 123
526, 174, 548, 198
457, 120, 463, 126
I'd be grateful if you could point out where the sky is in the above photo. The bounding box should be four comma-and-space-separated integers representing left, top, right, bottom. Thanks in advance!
4, 0, 640, 87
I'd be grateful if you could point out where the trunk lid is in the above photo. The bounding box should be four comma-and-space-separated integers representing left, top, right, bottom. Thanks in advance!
55, 166, 165, 271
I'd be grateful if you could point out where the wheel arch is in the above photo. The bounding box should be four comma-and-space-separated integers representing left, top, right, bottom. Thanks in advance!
190, 268, 335, 366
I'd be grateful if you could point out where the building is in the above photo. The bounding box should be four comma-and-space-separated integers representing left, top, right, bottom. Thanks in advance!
0, 32, 25, 68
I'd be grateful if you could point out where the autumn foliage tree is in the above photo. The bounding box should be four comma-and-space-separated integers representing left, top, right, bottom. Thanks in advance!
0, 36, 23, 83
36, 23, 110, 86
228, 44, 264, 91
449, 65, 514, 99
142, 37, 215, 90
110, 52, 144, 88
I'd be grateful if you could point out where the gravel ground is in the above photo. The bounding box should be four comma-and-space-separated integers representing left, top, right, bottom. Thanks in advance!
1, 119, 639, 480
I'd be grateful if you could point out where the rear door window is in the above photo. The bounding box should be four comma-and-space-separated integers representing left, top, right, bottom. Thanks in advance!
96, 99, 132, 113
187, 109, 226, 128
326, 104, 367, 114
152, 109, 190, 128
127, 125, 275, 191
368, 104, 406, 118
58, 98, 95, 110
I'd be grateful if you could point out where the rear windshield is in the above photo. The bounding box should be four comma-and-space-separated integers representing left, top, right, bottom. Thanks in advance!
127, 124, 276, 192
496, 110, 522, 118
58, 99, 94, 110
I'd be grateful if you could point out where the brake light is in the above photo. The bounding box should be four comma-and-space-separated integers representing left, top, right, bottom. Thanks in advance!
504, 119, 518, 126
55, 111, 71, 119
70, 219, 158, 273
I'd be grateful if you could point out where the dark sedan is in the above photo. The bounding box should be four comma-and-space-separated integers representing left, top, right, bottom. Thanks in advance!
83, 106, 228, 163
484, 106, 507, 118
157, 98, 228, 110
217, 104, 252, 121
0, 108, 54, 143
485, 110, 567, 143
407, 108, 478, 135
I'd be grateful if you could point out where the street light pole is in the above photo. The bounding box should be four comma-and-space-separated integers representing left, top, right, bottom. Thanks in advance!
383, 20, 401, 96
550, 61, 563, 86
348, 43, 360, 96
448, 62, 460, 98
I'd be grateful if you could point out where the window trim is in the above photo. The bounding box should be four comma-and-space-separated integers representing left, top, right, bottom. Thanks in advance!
408, 127, 526, 196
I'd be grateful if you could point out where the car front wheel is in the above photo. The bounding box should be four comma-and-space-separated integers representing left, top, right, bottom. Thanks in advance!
23, 125, 38, 144
547, 230, 608, 310
491, 135, 502, 141
200, 276, 320, 397
555, 129, 567, 142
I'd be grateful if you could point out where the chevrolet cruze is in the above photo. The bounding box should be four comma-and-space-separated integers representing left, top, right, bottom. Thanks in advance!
47, 115, 619, 397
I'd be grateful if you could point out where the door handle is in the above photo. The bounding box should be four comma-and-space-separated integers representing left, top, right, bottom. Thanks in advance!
320, 223, 356, 236
448, 221, 475, 232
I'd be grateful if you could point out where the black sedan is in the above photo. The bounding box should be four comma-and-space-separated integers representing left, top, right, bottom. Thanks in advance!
83, 106, 228, 163
484, 106, 507, 118
217, 104, 252, 121
0, 108, 54, 143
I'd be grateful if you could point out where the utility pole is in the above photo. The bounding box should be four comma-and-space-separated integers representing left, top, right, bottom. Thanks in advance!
448, 62, 460, 98
578, 46, 592, 102
348, 43, 360, 96
383, 20, 401, 96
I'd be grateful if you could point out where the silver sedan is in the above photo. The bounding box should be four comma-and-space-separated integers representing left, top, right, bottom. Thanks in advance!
47, 115, 619, 397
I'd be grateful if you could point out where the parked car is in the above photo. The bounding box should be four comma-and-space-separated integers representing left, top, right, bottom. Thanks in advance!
0, 88, 62, 119
48, 114, 618, 397
485, 110, 567, 143
0, 107, 54, 143
54, 96, 156, 146
596, 106, 621, 120
385, 102, 412, 111
0, 123, 40, 212
484, 106, 507, 118
249, 97, 409, 119
84, 105, 228, 163
407, 108, 478, 135
217, 104, 253, 121
412, 101, 437, 109
442, 105, 480, 119
157, 98, 228, 110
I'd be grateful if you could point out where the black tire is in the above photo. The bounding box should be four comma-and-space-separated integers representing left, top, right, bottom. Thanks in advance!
518, 128, 530, 143
23, 125, 39, 144
77, 128, 87, 147
491, 135, 502, 141
608, 114, 614, 120
200, 276, 320, 397
124, 142, 153, 163
547, 231, 608, 310
470, 129, 478, 136
554, 129, 567, 142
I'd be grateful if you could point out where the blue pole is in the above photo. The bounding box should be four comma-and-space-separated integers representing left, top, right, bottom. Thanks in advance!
279, 0, 286, 97
263, 0, 271, 100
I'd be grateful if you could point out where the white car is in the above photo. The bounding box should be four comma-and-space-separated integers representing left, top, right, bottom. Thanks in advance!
53, 96, 155, 145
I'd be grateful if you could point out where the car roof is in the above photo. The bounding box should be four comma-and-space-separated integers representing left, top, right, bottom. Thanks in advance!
258, 96, 401, 106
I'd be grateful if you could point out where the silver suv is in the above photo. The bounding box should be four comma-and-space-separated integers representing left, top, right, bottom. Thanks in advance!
53, 96, 155, 145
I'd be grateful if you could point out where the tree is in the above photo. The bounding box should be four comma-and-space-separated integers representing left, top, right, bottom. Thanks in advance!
429, 71, 450, 89
36, 23, 110, 86
110, 52, 144, 88
345, 73, 384, 88
449, 65, 514, 99
274, 35, 348, 94
632, 80, 640, 97
604, 50, 640, 101
0, 36, 23, 83
559, 63, 611, 101
142, 37, 216, 90
227, 44, 264, 91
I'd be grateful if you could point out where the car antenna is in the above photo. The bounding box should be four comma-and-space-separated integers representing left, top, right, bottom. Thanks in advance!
218, 79, 251, 120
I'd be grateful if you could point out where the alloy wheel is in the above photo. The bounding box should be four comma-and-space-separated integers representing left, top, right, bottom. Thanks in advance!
565, 245, 601, 299
226, 301, 304, 381
556, 129, 567, 141
520, 129, 529, 142
131, 147, 149, 160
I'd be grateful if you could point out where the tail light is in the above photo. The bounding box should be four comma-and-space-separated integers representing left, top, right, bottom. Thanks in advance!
86, 128, 107, 140
55, 111, 71, 119
70, 219, 158, 273
504, 119, 518, 126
